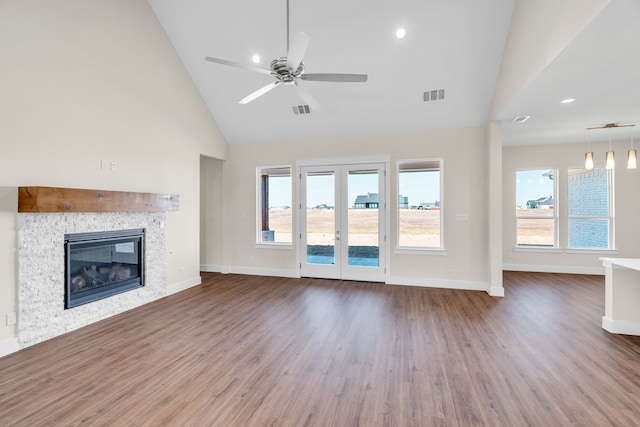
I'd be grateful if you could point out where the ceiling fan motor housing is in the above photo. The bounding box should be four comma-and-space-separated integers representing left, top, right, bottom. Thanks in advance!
271, 57, 304, 82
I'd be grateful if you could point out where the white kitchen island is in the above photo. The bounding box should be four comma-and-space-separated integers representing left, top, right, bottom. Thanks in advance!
600, 258, 640, 336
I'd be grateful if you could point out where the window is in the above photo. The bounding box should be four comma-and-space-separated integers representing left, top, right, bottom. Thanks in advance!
568, 167, 613, 249
515, 169, 556, 246
257, 166, 292, 244
397, 159, 442, 248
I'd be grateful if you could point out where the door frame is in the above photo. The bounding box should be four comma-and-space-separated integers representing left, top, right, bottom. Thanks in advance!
296, 155, 390, 282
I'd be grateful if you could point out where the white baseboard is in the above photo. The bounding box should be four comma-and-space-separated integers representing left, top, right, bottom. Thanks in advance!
200, 264, 224, 273
218, 267, 492, 293
387, 275, 489, 293
602, 316, 640, 336
167, 276, 201, 295
503, 263, 604, 275
0, 337, 19, 358
489, 286, 505, 297
228, 266, 300, 279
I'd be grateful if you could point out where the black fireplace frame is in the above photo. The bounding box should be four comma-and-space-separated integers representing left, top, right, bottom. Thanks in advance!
64, 228, 145, 309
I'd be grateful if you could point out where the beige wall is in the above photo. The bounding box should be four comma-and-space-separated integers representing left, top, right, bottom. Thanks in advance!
218, 127, 489, 287
503, 142, 640, 273
200, 156, 225, 268
0, 0, 227, 347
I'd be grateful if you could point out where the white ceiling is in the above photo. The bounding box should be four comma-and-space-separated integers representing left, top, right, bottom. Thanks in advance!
499, 0, 640, 146
148, 0, 640, 147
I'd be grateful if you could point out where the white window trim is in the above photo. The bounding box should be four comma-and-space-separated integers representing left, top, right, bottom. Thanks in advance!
565, 248, 618, 255
254, 243, 294, 250
513, 246, 563, 254
256, 165, 293, 246
567, 167, 615, 250
394, 247, 447, 256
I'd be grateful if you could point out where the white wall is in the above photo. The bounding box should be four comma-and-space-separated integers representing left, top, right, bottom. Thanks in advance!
216, 127, 490, 290
503, 142, 640, 274
0, 0, 227, 350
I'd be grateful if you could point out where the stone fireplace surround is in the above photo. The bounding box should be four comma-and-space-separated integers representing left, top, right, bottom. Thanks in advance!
18, 212, 166, 348
16, 187, 179, 348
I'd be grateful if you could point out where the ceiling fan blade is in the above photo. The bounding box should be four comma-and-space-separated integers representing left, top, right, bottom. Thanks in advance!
205, 56, 272, 76
286, 32, 310, 72
301, 73, 368, 83
239, 81, 282, 104
295, 84, 319, 109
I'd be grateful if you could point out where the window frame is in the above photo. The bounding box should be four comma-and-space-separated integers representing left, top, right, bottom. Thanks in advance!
396, 158, 444, 253
515, 168, 558, 248
566, 166, 615, 250
255, 165, 293, 247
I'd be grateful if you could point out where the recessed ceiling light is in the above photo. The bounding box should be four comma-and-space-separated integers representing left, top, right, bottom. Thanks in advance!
252, 54, 261, 64
395, 28, 406, 39
560, 98, 576, 104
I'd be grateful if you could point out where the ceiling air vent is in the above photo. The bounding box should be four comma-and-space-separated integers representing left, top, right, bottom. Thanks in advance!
423, 89, 445, 102
512, 115, 531, 124
293, 105, 311, 115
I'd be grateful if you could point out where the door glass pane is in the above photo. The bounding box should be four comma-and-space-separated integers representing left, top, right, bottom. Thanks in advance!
306, 172, 335, 264
347, 170, 379, 267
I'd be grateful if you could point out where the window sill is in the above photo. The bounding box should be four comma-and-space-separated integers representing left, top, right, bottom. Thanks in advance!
513, 246, 619, 255
566, 248, 618, 255
513, 246, 562, 253
394, 247, 447, 256
254, 243, 294, 250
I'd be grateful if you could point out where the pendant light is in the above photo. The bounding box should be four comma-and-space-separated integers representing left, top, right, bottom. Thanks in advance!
586, 123, 636, 171
585, 129, 594, 170
605, 128, 615, 170
628, 135, 637, 169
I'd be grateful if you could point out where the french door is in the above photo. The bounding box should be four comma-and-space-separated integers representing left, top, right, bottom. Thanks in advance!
299, 163, 386, 282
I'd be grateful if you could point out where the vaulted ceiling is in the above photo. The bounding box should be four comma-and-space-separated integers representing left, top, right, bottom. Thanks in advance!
148, 0, 640, 147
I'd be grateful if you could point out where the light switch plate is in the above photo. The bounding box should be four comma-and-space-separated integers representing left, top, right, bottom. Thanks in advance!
6, 312, 16, 326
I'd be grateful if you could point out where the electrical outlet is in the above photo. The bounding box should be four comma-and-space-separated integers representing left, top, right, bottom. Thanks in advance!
110, 161, 117, 171
6, 312, 16, 326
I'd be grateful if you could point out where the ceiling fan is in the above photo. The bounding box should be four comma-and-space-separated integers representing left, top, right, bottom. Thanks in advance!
204, 0, 368, 107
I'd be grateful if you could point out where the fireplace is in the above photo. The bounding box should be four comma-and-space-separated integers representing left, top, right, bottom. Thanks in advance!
65, 229, 145, 309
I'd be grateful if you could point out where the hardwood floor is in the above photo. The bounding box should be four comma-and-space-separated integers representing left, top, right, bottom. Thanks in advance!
1, 272, 639, 426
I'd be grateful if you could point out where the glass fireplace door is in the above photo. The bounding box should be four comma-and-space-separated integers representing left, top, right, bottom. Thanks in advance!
65, 229, 144, 308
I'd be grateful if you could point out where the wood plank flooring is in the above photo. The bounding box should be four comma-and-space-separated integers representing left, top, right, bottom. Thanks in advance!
1, 271, 639, 426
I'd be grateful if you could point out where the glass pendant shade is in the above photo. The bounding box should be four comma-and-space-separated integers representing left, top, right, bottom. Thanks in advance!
605, 151, 615, 169
584, 152, 594, 170
628, 149, 637, 169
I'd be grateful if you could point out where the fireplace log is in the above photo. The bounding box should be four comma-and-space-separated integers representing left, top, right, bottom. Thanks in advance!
82, 265, 104, 287
71, 275, 86, 292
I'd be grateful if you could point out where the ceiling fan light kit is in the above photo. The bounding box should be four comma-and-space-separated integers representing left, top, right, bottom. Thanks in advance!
204, 0, 368, 106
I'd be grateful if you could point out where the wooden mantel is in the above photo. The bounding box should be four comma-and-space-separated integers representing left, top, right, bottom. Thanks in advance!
18, 186, 179, 213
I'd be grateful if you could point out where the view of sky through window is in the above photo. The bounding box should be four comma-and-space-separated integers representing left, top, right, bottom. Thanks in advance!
516, 170, 554, 207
